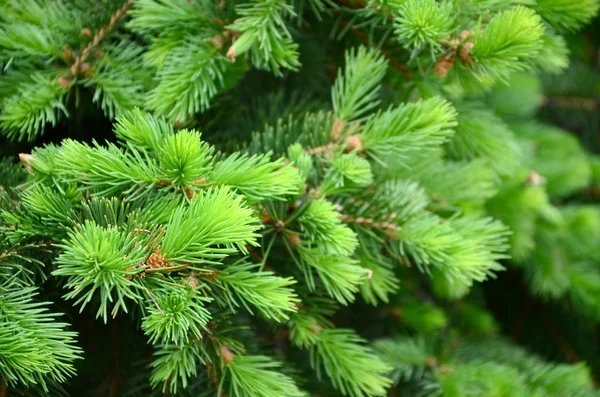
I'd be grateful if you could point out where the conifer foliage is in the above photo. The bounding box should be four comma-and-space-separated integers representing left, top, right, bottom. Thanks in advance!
1, 0, 600, 396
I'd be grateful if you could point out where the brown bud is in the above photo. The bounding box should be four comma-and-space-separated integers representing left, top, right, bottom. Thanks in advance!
460, 42, 475, 65
81, 28, 93, 37
390, 307, 403, 318
203, 271, 218, 281
344, 134, 363, 153
79, 62, 92, 76
446, 38, 461, 51
146, 248, 170, 270
274, 220, 285, 232
308, 322, 323, 335
187, 273, 200, 288
58, 76, 73, 88
434, 54, 455, 78
286, 232, 302, 248
207, 34, 224, 49
19, 153, 33, 163
220, 344, 235, 365
459, 30, 472, 41
62, 46, 74, 63
425, 356, 438, 368
226, 46, 236, 62
330, 118, 345, 140
525, 170, 546, 187
184, 186, 195, 199
19, 153, 34, 172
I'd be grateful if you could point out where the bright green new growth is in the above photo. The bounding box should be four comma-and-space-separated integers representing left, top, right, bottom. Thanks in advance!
470, 6, 545, 80
216, 261, 299, 320
310, 329, 392, 397
360, 97, 457, 165
0, 287, 81, 389
225, 355, 306, 397
209, 152, 303, 202
54, 223, 148, 321
395, 0, 454, 59
228, 0, 301, 75
142, 284, 212, 344
534, 0, 600, 32
332, 46, 388, 121
160, 187, 260, 264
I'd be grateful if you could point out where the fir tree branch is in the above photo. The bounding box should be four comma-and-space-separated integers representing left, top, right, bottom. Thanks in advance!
339, 213, 400, 237
70, 0, 133, 77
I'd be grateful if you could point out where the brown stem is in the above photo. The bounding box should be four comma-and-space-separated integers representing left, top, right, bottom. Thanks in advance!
71, 0, 133, 76
247, 245, 264, 263
305, 142, 338, 156
206, 362, 222, 394
146, 289, 164, 314
339, 213, 401, 237
0, 382, 7, 397
541, 95, 598, 111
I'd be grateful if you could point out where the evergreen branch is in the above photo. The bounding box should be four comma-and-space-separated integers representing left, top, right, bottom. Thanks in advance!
320, 151, 374, 195
53, 139, 160, 197
360, 97, 457, 166
71, 0, 133, 77
215, 261, 299, 321
87, 41, 148, 119
225, 355, 306, 397
159, 187, 261, 265
332, 46, 388, 122
468, 6, 544, 80
0, 0, 70, 59
394, 0, 454, 59
114, 107, 174, 150
128, 0, 219, 36
142, 283, 212, 345
157, 130, 213, 188
339, 213, 400, 237
53, 223, 149, 321
0, 286, 81, 390
208, 152, 302, 202
297, 198, 358, 256
533, 0, 600, 32
373, 337, 431, 383
310, 329, 392, 397
0, 73, 69, 141
147, 38, 231, 122
297, 247, 368, 304
357, 247, 400, 305
227, 0, 301, 76
398, 213, 509, 295
150, 342, 204, 394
